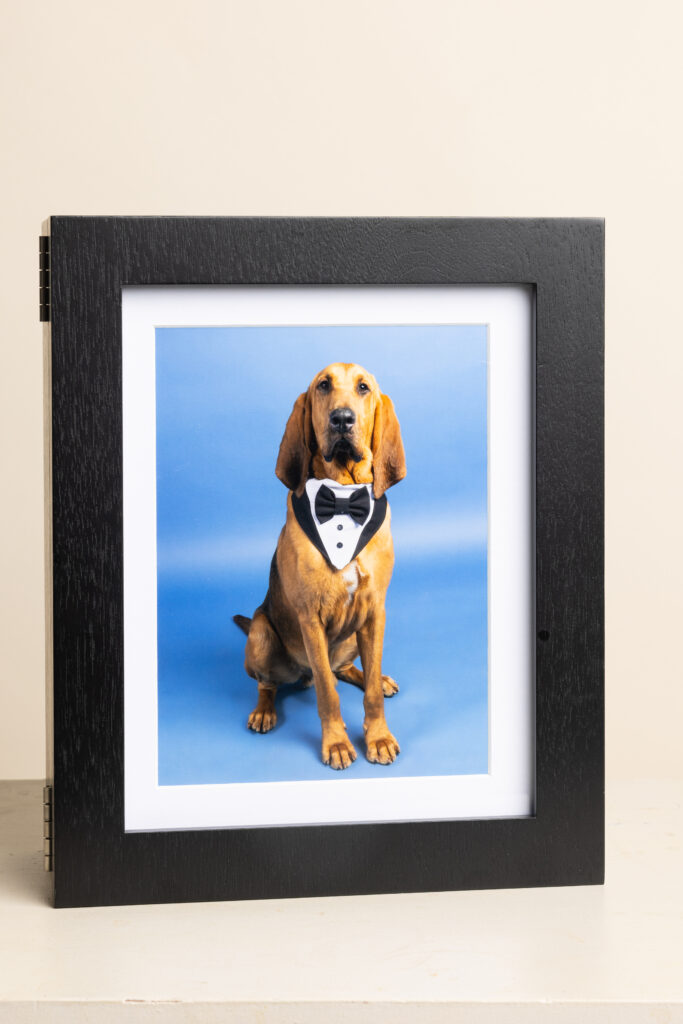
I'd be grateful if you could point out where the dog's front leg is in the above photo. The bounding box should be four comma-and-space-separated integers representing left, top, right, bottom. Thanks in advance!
357, 609, 400, 765
298, 615, 357, 770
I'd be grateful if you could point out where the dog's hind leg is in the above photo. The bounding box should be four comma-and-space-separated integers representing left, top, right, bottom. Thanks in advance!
247, 679, 278, 733
241, 608, 301, 733
335, 662, 399, 697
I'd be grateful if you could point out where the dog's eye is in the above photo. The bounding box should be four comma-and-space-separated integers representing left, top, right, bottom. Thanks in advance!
317, 378, 331, 392
357, 381, 370, 394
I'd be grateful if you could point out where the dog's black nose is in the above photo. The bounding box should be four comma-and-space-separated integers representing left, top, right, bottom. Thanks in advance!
329, 407, 356, 434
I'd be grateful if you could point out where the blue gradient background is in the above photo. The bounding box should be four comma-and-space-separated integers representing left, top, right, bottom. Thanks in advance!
156, 325, 488, 785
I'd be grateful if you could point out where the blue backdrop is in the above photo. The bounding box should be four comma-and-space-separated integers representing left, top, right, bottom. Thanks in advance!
155, 324, 488, 784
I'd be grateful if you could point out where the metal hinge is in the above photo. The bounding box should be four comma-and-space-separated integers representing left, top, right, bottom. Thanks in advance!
43, 784, 53, 872
39, 235, 50, 322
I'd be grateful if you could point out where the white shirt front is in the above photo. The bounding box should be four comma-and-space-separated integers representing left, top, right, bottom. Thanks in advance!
304, 478, 375, 570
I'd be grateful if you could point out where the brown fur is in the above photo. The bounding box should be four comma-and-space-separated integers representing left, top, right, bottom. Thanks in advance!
236, 363, 406, 769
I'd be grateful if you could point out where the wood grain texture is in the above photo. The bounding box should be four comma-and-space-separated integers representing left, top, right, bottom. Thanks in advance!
47, 217, 604, 908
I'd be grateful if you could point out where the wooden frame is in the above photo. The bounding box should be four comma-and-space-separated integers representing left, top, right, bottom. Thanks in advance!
43, 217, 604, 908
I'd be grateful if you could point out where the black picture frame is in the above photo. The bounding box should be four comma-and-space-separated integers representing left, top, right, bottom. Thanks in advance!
43, 217, 604, 908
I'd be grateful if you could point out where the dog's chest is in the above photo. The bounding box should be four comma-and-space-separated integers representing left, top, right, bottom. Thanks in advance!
341, 563, 360, 600
322, 560, 372, 635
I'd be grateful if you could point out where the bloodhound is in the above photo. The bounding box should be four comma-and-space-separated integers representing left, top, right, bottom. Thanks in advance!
234, 363, 406, 770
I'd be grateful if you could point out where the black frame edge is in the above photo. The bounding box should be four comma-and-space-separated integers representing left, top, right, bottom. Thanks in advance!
47, 217, 605, 907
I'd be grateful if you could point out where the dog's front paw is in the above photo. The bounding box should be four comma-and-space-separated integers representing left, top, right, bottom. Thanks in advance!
382, 674, 399, 697
322, 730, 357, 770
364, 722, 400, 765
247, 708, 277, 733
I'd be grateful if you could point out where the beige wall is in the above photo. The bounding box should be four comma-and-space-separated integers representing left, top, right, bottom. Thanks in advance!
1, 0, 681, 780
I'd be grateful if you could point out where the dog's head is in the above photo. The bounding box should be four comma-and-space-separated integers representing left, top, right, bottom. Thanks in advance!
275, 362, 406, 499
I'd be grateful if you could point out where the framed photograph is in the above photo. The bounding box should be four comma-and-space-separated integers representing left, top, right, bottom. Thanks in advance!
42, 217, 604, 908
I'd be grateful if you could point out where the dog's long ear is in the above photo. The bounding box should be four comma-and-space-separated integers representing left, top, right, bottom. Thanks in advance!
275, 391, 315, 495
371, 392, 406, 499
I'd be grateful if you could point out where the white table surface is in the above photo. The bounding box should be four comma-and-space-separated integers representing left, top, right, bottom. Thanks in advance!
0, 778, 681, 1023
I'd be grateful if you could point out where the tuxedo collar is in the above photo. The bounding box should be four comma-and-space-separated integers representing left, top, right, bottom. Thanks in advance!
291, 477, 387, 570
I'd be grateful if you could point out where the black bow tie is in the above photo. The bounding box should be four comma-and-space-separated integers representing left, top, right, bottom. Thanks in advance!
314, 484, 371, 524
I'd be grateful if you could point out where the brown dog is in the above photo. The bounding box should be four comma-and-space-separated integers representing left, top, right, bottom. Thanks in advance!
234, 363, 406, 770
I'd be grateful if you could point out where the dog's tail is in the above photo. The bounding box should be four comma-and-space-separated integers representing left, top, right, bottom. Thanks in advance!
232, 614, 252, 636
